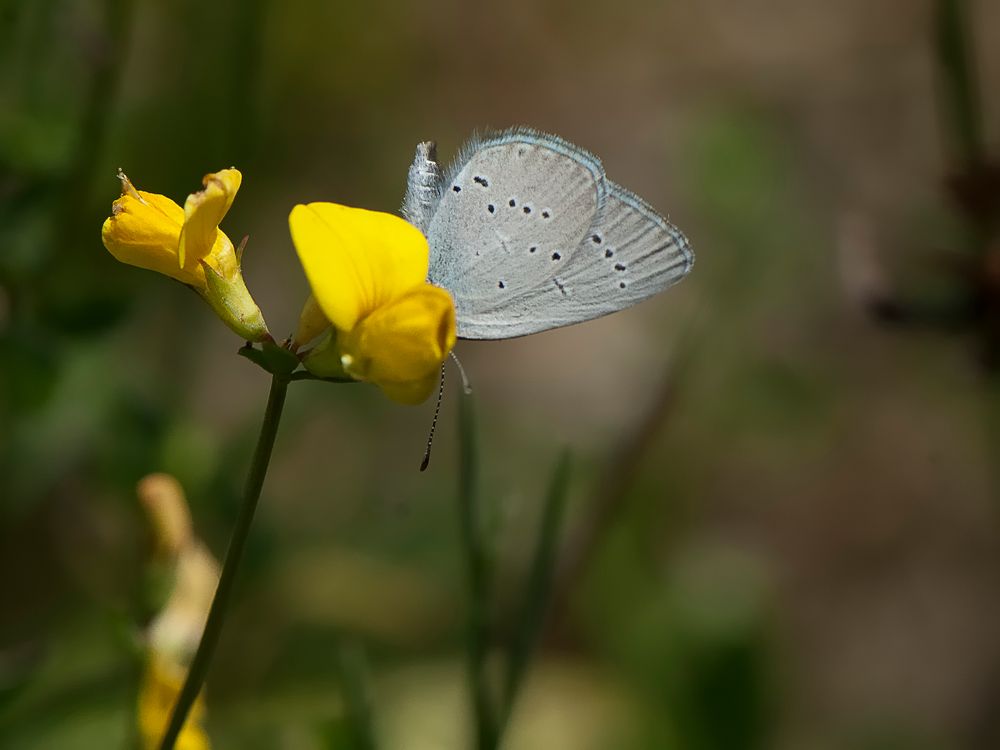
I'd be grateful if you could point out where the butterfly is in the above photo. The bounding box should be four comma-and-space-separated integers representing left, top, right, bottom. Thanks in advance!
401, 127, 694, 340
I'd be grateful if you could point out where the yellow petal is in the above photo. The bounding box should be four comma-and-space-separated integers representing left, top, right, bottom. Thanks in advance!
178, 168, 242, 269
140, 190, 185, 225
341, 284, 456, 404
102, 188, 205, 288
292, 294, 330, 349
378, 370, 441, 405
137, 473, 193, 559
289, 203, 430, 332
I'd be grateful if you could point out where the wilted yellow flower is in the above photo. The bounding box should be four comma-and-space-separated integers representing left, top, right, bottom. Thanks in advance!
289, 203, 456, 404
136, 474, 220, 750
137, 654, 210, 750
102, 169, 269, 342
138, 473, 193, 559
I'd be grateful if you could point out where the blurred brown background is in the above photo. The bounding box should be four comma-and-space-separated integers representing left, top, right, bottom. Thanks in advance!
1, 1, 999, 748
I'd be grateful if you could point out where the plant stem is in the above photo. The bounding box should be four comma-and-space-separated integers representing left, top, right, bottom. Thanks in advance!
934, 0, 984, 168
457, 393, 499, 750
335, 639, 378, 750
499, 452, 571, 730
158, 375, 289, 750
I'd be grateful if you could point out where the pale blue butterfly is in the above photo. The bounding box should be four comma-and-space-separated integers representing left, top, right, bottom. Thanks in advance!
402, 128, 694, 340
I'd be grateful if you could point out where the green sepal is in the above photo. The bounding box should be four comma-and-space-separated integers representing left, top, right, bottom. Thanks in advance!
239, 339, 300, 378
288, 371, 355, 383
201, 260, 270, 342
301, 329, 350, 379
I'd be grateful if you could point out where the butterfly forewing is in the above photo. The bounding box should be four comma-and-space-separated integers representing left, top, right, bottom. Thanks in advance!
426, 131, 607, 339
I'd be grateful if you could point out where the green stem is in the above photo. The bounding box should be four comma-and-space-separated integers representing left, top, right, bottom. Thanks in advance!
335, 639, 378, 750
158, 375, 289, 750
934, 0, 984, 168
499, 452, 571, 731
457, 393, 499, 750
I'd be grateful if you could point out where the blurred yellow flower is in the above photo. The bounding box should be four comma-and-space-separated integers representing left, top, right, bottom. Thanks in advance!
136, 474, 220, 750
101, 169, 269, 342
137, 654, 211, 750
289, 203, 456, 404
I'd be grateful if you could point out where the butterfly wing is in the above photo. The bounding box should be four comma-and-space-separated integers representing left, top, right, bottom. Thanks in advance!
423, 128, 694, 340
425, 129, 607, 339
550, 182, 693, 323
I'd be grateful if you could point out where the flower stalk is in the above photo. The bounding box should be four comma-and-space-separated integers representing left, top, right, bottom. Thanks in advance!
158, 374, 289, 750
456, 392, 500, 750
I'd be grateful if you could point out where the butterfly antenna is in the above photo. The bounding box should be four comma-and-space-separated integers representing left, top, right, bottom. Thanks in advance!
420, 363, 447, 471
450, 351, 472, 395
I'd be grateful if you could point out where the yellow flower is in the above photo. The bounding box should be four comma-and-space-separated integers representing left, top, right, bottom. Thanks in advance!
101, 169, 269, 342
137, 473, 193, 559
137, 655, 210, 750
289, 203, 457, 404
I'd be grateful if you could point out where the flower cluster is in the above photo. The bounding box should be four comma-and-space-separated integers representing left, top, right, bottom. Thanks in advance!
101, 170, 456, 404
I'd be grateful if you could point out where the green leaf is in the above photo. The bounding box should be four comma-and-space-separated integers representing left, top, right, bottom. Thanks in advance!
935, 0, 984, 166
326, 640, 377, 750
500, 451, 571, 725
456, 391, 499, 749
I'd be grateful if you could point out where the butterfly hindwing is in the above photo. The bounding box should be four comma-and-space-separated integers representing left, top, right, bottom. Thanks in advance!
552, 182, 693, 323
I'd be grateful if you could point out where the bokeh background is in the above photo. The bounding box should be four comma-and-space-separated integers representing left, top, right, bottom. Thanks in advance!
2, 1, 1000, 748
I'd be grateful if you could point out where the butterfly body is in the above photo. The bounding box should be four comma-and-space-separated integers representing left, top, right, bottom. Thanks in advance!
404, 128, 693, 340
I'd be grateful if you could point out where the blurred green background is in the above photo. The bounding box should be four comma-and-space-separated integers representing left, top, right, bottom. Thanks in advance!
2, 0, 999, 748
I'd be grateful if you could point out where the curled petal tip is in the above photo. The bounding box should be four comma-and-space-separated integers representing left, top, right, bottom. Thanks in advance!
116, 168, 142, 201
